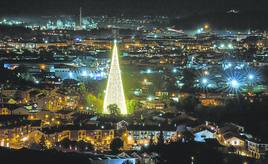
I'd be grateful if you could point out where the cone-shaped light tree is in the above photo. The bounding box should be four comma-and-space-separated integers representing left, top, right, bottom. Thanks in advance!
103, 40, 127, 114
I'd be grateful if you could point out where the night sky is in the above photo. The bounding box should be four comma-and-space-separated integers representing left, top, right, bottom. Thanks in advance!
0, 0, 267, 16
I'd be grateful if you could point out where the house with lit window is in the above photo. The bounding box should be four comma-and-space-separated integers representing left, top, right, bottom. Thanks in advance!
246, 139, 268, 159
126, 124, 177, 146
0, 115, 38, 149
216, 124, 246, 148
142, 100, 165, 110
221, 132, 245, 147
191, 123, 217, 142
0, 108, 11, 115
41, 124, 115, 149
0, 104, 20, 115
192, 128, 215, 142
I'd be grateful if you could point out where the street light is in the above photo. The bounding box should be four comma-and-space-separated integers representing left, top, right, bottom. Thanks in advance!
147, 69, 152, 74
201, 78, 208, 85
230, 79, 239, 89
147, 96, 154, 101
81, 70, 88, 77
224, 71, 243, 93
203, 70, 209, 76
248, 74, 254, 80
21, 136, 29, 142
228, 44, 234, 49
69, 72, 73, 78
143, 79, 148, 83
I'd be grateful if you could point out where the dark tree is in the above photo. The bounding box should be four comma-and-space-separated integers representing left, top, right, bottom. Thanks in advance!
181, 69, 196, 92
149, 133, 154, 146
29, 142, 43, 151
110, 138, 123, 153
157, 131, 164, 145
181, 94, 200, 113
77, 140, 94, 151
107, 104, 120, 117
39, 135, 47, 150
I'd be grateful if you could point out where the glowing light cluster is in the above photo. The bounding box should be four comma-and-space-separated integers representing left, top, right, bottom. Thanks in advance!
196, 67, 261, 93
224, 68, 260, 93
103, 40, 127, 114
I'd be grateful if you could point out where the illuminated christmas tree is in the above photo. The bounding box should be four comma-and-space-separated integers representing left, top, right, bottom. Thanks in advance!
103, 40, 127, 114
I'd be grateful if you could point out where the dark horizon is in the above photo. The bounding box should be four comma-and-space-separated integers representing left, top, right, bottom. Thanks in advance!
0, 0, 267, 16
